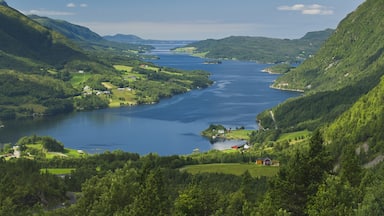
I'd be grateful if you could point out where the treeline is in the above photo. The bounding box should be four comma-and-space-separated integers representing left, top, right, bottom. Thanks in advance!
254, 72, 382, 145
0, 71, 77, 119
175, 29, 333, 63
3, 131, 384, 215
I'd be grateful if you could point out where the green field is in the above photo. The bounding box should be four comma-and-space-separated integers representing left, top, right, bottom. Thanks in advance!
277, 130, 311, 143
181, 163, 279, 177
41, 168, 75, 175
225, 129, 252, 140
69, 73, 92, 88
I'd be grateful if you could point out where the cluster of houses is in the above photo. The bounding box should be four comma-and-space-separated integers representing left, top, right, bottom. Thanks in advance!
256, 157, 273, 166
82, 86, 110, 96
0, 146, 20, 159
82, 85, 133, 96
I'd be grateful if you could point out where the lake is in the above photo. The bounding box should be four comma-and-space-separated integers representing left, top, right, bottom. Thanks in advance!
0, 43, 299, 155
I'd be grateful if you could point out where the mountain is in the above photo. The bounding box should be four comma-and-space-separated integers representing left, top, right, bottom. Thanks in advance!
172, 29, 334, 63
0, 4, 86, 69
30, 16, 153, 53
324, 75, 384, 161
0, 0, 7, 6
103, 34, 145, 43
255, 0, 384, 137
0, 2, 213, 121
29, 15, 104, 43
272, 1, 384, 93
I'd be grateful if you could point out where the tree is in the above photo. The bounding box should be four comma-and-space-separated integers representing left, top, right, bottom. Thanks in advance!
356, 180, 384, 215
128, 168, 170, 216
268, 131, 332, 215
307, 175, 356, 216
306, 130, 333, 194
173, 182, 222, 216
340, 144, 362, 187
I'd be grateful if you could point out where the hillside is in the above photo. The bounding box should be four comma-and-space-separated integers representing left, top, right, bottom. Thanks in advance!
0, 5, 87, 69
30, 16, 153, 53
173, 29, 333, 63
103, 34, 145, 43
273, 0, 384, 93
255, 0, 384, 134
0, 2, 212, 121
324, 75, 384, 160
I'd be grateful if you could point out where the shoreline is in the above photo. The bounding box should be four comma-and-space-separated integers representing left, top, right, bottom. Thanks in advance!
269, 85, 305, 93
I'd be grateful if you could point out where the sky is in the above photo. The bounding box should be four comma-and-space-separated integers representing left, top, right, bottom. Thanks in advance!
6, 0, 365, 40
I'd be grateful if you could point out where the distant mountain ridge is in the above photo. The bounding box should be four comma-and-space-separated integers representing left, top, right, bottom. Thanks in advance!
103, 34, 196, 46
103, 34, 144, 43
172, 29, 334, 63
30, 16, 153, 52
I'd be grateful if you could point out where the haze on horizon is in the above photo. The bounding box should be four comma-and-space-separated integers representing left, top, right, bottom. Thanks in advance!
7, 0, 365, 40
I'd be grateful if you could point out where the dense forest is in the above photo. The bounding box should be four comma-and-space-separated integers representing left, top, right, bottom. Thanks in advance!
1, 132, 383, 215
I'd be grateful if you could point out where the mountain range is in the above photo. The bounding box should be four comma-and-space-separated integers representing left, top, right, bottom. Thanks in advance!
173, 29, 334, 63
30, 16, 153, 53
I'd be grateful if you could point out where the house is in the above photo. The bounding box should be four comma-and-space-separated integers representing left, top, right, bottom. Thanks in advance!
256, 157, 272, 166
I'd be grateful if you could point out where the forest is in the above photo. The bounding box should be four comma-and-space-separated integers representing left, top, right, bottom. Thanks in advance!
1, 131, 383, 215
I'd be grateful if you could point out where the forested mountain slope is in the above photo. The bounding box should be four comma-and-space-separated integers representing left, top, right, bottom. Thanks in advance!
255, 0, 384, 133
273, 0, 384, 93
0, 4, 86, 69
173, 29, 333, 63
324, 75, 384, 159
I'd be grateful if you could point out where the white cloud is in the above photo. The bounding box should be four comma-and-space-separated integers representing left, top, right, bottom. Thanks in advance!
67, 3, 76, 8
66, 3, 88, 8
277, 4, 333, 15
23, 9, 74, 16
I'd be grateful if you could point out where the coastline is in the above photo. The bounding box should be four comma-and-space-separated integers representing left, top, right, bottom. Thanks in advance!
261, 68, 281, 75
269, 84, 305, 93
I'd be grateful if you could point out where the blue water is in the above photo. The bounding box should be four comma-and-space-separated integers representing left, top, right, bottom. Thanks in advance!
0, 44, 299, 155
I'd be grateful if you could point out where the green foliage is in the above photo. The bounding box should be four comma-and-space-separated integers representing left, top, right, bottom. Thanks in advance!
17, 135, 64, 152
263, 63, 295, 74
0, 4, 85, 68
306, 175, 356, 216
339, 144, 363, 187
175, 29, 333, 63
256, 73, 379, 135
0, 159, 67, 214
267, 131, 332, 215
173, 183, 222, 216
325, 76, 384, 158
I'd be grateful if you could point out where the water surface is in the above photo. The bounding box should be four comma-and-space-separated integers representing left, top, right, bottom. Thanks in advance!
0, 44, 299, 155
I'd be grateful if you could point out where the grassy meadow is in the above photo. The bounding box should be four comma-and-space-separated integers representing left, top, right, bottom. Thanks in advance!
181, 163, 279, 177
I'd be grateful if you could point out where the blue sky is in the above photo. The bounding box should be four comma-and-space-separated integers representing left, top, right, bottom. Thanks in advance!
7, 0, 365, 40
